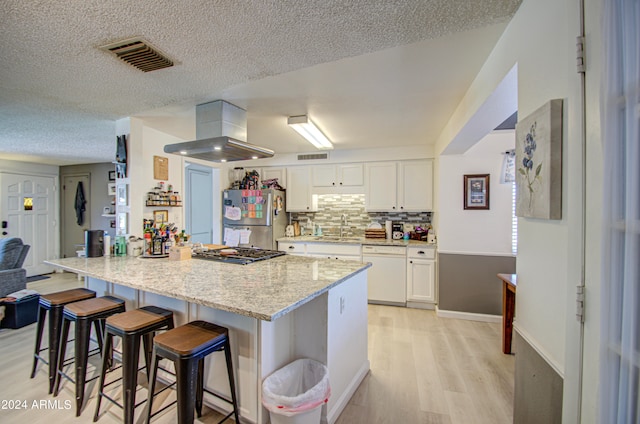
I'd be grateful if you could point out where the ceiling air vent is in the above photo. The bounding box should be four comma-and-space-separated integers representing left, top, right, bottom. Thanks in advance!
99, 38, 173, 72
297, 153, 329, 161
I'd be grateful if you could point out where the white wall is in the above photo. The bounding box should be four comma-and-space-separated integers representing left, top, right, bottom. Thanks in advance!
0, 159, 59, 176
127, 117, 225, 239
435, 1, 587, 421
438, 131, 515, 255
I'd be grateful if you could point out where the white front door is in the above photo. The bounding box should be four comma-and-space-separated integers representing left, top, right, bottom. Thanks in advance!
0, 172, 57, 276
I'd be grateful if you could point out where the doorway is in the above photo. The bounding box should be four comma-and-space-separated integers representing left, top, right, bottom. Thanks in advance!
185, 163, 219, 244
61, 174, 91, 258
0, 172, 57, 276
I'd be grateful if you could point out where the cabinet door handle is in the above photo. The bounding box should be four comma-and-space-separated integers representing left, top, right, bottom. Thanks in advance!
392, 206, 396, 209
410, 260, 413, 264
417, 251, 425, 255
339, 182, 343, 185
288, 246, 295, 250
400, 206, 404, 210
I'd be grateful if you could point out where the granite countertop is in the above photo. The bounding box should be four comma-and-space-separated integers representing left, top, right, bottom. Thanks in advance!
45, 255, 370, 322
277, 235, 436, 247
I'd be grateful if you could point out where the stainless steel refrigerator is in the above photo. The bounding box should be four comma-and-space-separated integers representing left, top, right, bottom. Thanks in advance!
222, 189, 286, 250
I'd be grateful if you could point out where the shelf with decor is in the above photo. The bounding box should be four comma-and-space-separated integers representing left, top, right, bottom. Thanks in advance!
145, 201, 182, 207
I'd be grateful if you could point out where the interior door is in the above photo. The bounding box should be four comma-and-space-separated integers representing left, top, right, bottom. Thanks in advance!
62, 174, 90, 258
0, 172, 57, 276
186, 163, 213, 244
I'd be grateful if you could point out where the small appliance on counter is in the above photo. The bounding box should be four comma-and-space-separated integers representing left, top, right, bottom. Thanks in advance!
392, 223, 404, 240
85, 230, 104, 257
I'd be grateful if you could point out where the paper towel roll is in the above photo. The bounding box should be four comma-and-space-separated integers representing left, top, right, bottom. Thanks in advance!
385, 220, 392, 239
103, 234, 111, 257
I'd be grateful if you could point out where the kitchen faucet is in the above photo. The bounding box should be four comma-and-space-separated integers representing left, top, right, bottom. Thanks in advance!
340, 214, 348, 238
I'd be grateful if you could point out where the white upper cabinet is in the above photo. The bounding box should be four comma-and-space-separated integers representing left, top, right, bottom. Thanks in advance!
365, 162, 398, 211
312, 164, 363, 187
365, 160, 433, 212
399, 160, 433, 211
286, 167, 317, 212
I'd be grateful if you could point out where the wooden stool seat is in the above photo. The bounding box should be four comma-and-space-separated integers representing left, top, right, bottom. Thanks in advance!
40, 288, 95, 306
65, 297, 125, 317
153, 321, 228, 356
106, 308, 169, 332
93, 306, 174, 424
30, 288, 97, 394
146, 320, 240, 424
54, 296, 126, 416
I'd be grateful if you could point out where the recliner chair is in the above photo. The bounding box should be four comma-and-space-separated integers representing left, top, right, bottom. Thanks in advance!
0, 238, 31, 297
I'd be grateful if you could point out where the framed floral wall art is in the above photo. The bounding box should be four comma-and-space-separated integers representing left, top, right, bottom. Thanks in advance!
464, 174, 490, 210
515, 99, 563, 219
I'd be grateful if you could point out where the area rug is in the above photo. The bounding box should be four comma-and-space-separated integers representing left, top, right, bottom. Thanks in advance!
26, 275, 50, 283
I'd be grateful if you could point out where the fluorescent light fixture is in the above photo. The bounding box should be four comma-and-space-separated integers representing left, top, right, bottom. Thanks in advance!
287, 115, 333, 150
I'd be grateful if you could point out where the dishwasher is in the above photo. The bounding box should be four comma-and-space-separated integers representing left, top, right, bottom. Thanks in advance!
362, 245, 407, 306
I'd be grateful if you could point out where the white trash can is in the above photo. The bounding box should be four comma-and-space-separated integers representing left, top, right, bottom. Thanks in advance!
262, 358, 330, 424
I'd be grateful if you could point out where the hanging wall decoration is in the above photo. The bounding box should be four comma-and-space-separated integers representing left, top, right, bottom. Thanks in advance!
515, 99, 563, 219
464, 174, 490, 210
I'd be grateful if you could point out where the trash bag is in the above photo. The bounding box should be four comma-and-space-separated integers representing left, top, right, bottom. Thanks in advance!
262, 358, 331, 417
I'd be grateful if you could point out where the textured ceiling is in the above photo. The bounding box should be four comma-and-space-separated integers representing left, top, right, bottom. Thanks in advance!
0, 0, 521, 165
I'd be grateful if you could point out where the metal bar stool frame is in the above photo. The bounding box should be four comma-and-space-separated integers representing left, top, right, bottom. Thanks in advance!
53, 296, 126, 416
93, 306, 174, 424
30, 288, 96, 394
145, 320, 240, 424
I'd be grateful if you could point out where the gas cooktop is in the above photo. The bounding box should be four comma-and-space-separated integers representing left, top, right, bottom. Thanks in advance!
192, 247, 285, 265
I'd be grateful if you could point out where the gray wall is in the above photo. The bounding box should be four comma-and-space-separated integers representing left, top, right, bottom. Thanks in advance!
59, 162, 114, 241
438, 253, 516, 315
513, 331, 563, 423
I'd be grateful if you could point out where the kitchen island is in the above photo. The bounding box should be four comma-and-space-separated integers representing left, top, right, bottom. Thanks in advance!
45, 255, 371, 424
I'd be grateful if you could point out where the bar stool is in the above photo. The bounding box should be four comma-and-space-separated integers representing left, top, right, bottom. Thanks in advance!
30, 288, 96, 393
93, 306, 174, 424
146, 320, 240, 424
53, 296, 126, 416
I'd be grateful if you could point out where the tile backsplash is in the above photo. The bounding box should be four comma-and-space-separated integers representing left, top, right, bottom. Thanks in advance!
291, 194, 432, 236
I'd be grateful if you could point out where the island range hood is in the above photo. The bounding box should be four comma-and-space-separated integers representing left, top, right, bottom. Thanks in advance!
164, 100, 274, 162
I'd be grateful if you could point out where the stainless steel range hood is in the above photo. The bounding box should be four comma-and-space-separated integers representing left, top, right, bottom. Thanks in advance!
164, 100, 274, 162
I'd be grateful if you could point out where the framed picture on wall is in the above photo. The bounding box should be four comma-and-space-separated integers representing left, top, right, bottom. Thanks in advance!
116, 184, 128, 206
463, 174, 490, 210
108, 170, 116, 181
153, 210, 168, 225
107, 183, 116, 196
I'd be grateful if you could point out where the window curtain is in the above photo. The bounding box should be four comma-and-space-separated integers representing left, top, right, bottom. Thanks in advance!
599, 0, 640, 423
500, 149, 516, 184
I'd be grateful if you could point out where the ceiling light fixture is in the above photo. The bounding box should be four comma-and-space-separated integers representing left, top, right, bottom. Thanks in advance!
287, 115, 333, 150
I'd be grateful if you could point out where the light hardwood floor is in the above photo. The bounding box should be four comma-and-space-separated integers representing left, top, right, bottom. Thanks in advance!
0, 272, 514, 424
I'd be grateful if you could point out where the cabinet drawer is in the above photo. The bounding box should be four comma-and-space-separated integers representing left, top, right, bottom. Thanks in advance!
407, 246, 436, 259
306, 243, 361, 256
278, 242, 306, 254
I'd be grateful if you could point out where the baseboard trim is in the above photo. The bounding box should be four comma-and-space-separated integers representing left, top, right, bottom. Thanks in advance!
436, 307, 502, 323
326, 360, 370, 424
406, 301, 435, 310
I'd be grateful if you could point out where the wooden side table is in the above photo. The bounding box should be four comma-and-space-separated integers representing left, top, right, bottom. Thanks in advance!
497, 273, 517, 354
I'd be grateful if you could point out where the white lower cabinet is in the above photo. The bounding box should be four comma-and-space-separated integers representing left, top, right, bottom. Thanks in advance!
406, 246, 436, 308
278, 241, 361, 261
279, 241, 437, 308
278, 242, 306, 255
